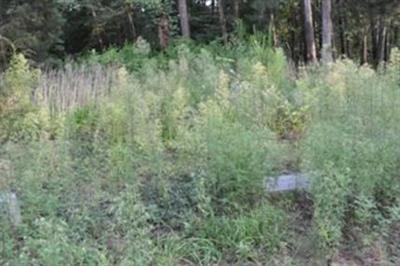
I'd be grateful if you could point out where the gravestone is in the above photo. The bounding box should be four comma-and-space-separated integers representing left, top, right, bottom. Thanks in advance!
0, 158, 21, 226
266, 173, 310, 193
0, 192, 22, 226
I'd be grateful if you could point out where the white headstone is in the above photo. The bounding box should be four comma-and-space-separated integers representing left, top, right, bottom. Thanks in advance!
0, 192, 22, 226
266, 173, 310, 193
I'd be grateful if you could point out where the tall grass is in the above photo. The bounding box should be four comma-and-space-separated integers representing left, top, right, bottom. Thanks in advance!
300, 58, 400, 259
35, 64, 120, 113
1, 45, 400, 265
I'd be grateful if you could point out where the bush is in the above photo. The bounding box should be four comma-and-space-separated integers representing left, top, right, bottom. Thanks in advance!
85, 37, 152, 72
0, 54, 51, 143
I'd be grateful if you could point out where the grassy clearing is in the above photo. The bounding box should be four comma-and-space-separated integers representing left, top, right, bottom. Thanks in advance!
1, 42, 400, 265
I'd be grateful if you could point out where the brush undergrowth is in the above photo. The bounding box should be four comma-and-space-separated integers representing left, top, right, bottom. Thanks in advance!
1, 43, 400, 265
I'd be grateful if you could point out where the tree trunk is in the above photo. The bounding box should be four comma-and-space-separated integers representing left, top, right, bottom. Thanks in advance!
269, 13, 278, 47
178, 0, 191, 38
158, 14, 170, 50
377, 20, 387, 64
218, 0, 228, 44
91, 8, 104, 50
361, 32, 368, 65
346, 36, 352, 58
313, 0, 321, 53
127, 4, 136, 41
338, 16, 346, 56
370, 16, 379, 64
303, 0, 317, 63
384, 30, 390, 62
234, 0, 240, 19
337, 0, 346, 57
321, 0, 333, 63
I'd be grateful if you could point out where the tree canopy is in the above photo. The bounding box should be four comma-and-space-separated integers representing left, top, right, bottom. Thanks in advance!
0, 0, 399, 67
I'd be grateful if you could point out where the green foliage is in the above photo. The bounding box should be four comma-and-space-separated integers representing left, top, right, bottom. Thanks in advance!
0, 0, 64, 63
177, 104, 283, 209
1, 0, 399, 70
64, 104, 100, 159
1, 54, 37, 109
300, 60, 400, 257
85, 38, 152, 71
191, 203, 288, 260
2, 42, 400, 265
130, 0, 163, 11
0, 54, 52, 143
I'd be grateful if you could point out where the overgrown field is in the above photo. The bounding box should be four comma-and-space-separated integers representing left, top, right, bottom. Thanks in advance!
1, 39, 400, 265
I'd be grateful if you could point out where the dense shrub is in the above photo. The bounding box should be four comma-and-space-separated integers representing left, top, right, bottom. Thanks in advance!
0, 54, 51, 143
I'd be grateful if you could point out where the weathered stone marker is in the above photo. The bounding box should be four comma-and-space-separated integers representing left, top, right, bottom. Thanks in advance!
1, 158, 21, 226
0, 191, 22, 226
266, 173, 310, 193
